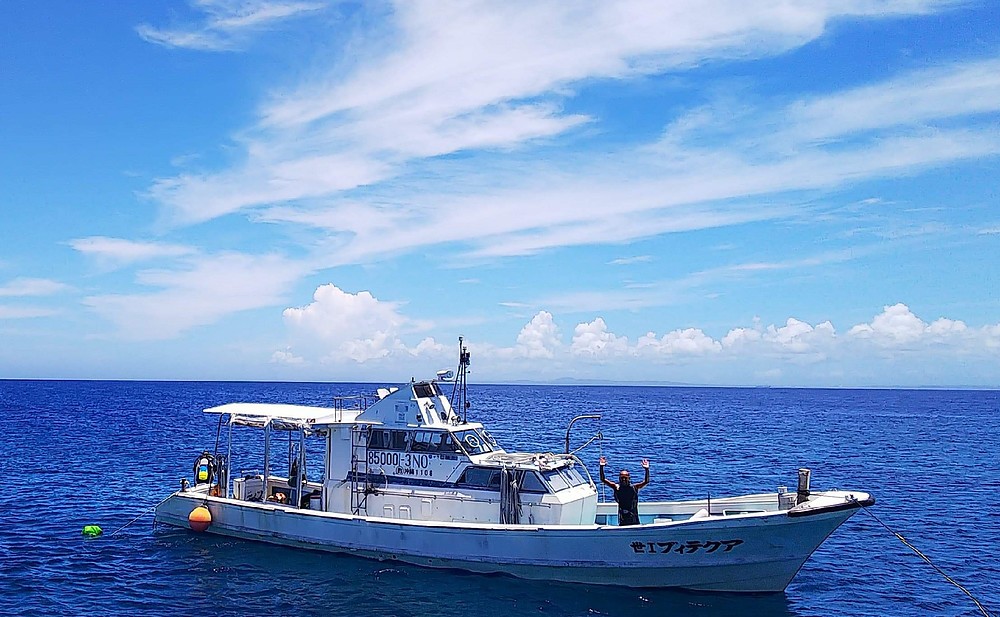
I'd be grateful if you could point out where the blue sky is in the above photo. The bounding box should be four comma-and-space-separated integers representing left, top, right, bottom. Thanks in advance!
2, 1, 999, 386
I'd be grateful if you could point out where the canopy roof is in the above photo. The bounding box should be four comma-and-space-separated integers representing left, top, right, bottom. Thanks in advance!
204, 403, 378, 430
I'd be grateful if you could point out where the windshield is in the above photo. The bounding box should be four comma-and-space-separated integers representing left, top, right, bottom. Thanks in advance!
541, 465, 590, 492
454, 429, 495, 455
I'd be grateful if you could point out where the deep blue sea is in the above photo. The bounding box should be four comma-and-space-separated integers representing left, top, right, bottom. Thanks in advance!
1, 381, 997, 616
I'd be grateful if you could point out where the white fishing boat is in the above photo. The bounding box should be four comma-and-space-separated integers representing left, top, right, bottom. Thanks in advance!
154, 340, 874, 593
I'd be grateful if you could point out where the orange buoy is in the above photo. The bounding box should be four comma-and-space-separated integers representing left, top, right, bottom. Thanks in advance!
188, 505, 212, 532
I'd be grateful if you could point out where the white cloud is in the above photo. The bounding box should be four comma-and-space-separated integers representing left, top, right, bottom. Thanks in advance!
571, 317, 629, 357
762, 318, 837, 354
514, 311, 561, 358
280, 284, 446, 363
0, 306, 59, 319
265, 296, 997, 384
70, 236, 196, 267
136, 0, 325, 51
845, 303, 989, 351
145, 0, 988, 268
637, 327, 721, 356
608, 255, 653, 266
0, 278, 71, 297
85, 252, 306, 340
848, 303, 928, 345
271, 349, 304, 365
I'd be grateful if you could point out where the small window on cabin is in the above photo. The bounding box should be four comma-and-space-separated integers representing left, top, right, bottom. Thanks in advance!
389, 430, 407, 450
413, 382, 441, 399
435, 432, 461, 453
457, 466, 500, 490
368, 429, 407, 451
542, 469, 570, 492
409, 431, 438, 452
520, 471, 548, 493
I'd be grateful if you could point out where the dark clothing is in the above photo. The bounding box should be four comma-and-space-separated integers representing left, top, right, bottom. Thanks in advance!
614, 484, 640, 526
600, 463, 650, 526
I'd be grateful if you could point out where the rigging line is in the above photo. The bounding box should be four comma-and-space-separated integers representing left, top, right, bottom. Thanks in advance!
855, 502, 995, 617
108, 494, 174, 537
569, 431, 603, 455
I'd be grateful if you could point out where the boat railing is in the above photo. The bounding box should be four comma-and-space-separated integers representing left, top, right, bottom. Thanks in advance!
332, 394, 374, 422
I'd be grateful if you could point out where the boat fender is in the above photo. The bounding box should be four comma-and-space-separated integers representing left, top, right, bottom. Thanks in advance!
188, 505, 212, 532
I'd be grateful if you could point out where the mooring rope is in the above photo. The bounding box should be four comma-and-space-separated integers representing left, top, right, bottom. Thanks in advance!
855, 502, 995, 617
108, 494, 175, 537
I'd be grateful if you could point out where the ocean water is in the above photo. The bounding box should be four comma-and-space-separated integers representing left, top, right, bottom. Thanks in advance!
1, 380, 997, 617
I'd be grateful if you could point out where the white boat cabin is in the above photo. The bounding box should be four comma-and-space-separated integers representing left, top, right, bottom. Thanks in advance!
209, 380, 598, 526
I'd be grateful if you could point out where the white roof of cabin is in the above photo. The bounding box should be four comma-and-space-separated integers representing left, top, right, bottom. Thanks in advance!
204, 403, 376, 429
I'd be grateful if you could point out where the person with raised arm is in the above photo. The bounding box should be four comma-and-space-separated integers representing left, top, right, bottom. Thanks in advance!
599, 456, 650, 526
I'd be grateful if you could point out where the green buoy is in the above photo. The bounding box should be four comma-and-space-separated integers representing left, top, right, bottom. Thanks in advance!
82, 525, 103, 537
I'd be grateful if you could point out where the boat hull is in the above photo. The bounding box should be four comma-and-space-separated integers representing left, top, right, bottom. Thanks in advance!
154, 490, 871, 592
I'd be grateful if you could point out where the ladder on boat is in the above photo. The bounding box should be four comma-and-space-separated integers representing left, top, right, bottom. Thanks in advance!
350, 424, 371, 515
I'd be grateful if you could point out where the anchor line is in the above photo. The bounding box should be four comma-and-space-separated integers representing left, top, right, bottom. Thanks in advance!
108, 494, 175, 537
854, 500, 995, 617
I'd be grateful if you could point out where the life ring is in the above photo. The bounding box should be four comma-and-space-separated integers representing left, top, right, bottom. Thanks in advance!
464, 434, 481, 449
481, 430, 498, 446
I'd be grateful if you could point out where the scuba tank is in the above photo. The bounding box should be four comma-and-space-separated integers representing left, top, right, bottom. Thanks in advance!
193, 451, 216, 485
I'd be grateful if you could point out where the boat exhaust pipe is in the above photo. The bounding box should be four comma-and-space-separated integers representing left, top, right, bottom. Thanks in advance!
797, 468, 811, 504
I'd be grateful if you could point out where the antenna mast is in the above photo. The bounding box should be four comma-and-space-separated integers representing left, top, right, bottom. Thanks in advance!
449, 336, 471, 423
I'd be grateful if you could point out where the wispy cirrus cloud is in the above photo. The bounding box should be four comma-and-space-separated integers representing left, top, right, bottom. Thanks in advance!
0, 306, 60, 319
0, 278, 72, 297
84, 252, 308, 340
609, 255, 653, 266
137, 0, 326, 51
69, 236, 197, 268
146, 0, 976, 240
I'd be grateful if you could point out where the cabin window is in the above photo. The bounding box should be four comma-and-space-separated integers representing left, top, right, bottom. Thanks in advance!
368, 429, 407, 451
457, 466, 500, 490
520, 471, 548, 494
434, 432, 462, 453
541, 469, 569, 492
561, 465, 589, 487
413, 382, 442, 398
409, 431, 443, 452
453, 429, 494, 455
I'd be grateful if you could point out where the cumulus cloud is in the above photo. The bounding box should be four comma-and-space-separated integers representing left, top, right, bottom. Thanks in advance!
637, 328, 721, 356
514, 311, 561, 358
846, 303, 983, 350
280, 284, 446, 363
270, 349, 304, 365
571, 317, 629, 357
267, 297, 998, 384
848, 303, 926, 344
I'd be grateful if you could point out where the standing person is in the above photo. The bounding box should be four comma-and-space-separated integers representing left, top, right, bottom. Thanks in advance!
599, 456, 650, 526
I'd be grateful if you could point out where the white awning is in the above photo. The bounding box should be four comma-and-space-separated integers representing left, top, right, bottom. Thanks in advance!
204, 403, 378, 430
